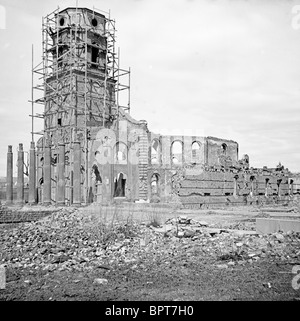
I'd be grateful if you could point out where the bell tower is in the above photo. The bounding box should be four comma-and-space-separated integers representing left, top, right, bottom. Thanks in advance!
43, 7, 118, 146
31, 7, 130, 204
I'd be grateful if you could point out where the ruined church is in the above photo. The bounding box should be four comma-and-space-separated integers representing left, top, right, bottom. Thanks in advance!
5, 7, 298, 208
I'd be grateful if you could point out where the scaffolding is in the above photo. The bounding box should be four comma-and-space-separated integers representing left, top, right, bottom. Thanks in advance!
30, 6, 130, 204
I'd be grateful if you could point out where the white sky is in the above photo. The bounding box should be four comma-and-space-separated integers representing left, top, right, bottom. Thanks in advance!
0, 0, 300, 177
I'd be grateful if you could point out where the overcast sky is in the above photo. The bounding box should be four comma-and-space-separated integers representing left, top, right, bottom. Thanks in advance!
0, 0, 300, 177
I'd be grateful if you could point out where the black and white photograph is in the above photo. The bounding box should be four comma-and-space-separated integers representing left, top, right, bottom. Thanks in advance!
0, 0, 300, 306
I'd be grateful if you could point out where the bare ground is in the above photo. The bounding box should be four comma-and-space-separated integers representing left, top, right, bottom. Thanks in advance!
0, 205, 300, 301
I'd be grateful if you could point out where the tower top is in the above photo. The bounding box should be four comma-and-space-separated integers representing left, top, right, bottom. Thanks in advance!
58, 7, 106, 18
56, 7, 106, 32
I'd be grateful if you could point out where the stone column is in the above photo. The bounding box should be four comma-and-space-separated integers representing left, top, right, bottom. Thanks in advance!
36, 149, 43, 204
28, 142, 36, 204
43, 145, 51, 205
56, 143, 65, 205
183, 136, 192, 164
6, 145, 13, 205
138, 130, 149, 200
16, 143, 24, 205
73, 141, 81, 206
233, 175, 239, 198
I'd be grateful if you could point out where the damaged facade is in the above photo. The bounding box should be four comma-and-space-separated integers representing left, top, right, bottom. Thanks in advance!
5, 7, 300, 207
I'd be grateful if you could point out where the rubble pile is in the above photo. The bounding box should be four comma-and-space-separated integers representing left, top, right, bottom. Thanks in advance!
0, 209, 300, 274
209, 220, 256, 231
148, 215, 300, 267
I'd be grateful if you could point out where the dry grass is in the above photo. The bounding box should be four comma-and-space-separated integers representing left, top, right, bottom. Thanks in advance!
145, 208, 163, 227
79, 204, 137, 245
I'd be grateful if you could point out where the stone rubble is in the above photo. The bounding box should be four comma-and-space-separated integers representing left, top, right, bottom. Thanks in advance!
0, 209, 300, 277
93, 278, 108, 285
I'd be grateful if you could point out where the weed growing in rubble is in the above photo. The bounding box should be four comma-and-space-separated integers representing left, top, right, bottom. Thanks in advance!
85, 205, 137, 246
146, 209, 161, 227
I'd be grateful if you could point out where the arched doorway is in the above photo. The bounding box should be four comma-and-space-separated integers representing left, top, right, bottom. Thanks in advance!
221, 143, 227, 155
89, 164, 102, 203
114, 172, 127, 197
250, 176, 255, 197
151, 174, 160, 196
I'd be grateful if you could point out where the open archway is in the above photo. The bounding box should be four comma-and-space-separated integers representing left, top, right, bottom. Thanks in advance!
114, 172, 127, 197
171, 141, 183, 165
114, 142, 127, 165
191, 141, 201, 163
221, 143, 227, 155
151, 139, 160, 164
88, 164, 102, 203
151, 174, 160, 196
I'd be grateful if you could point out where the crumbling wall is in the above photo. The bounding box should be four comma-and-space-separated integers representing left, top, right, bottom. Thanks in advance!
206, 136, 238, 167
177, 164, 292, 208
145, 133, 239, 203
291, 176, 300, 194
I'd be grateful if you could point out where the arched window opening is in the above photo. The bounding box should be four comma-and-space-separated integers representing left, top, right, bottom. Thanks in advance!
114, 172, 127, 197
171, 141, 183, 165
89, 164, 102, 203
265, 178, 270, 197
91, 164, 102, 183
91, 42, 99, 66
151, 139, 160, 165
192, 141, 201, 163
115, 142, 127, 164
59, 17, 65, 26
151, 174, 159, 195
221, 143, 227, 155
91, 18, 98, 27
277, 179, 282, 196
250, 176, 255, 197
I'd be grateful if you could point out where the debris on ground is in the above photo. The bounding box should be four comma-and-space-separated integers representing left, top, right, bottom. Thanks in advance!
0, 207, 299, 300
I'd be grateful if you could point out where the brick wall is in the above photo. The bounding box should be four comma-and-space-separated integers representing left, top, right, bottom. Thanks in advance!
178, 169, 294, 209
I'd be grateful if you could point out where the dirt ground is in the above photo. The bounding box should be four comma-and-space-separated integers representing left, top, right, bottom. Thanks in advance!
0, 205, 300, 301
